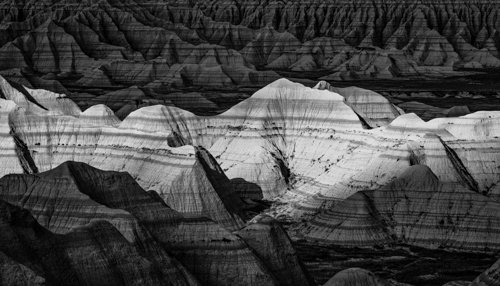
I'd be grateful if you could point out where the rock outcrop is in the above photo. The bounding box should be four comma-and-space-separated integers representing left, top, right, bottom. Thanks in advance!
0, 0, 499, 102
0, 196, 197, 286
125, 78, 500, 223
237, 215, 314, 286
1, 75, 246, 231
0, 161, 312, 286
0, 74, 321, 285
300, 165, 500, 251
469, 258, 500, 286
398, 101, 471, 121
4, 73, 500, 256
314, 80, 404, 127
7, 74, 500, 218
323, 268, 392, 286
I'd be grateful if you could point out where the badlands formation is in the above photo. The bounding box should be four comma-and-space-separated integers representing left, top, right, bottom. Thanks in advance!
2, 73, 500, 284
0, 76, 315, 286
0, 0, 500, 115
1, 0, 500, 285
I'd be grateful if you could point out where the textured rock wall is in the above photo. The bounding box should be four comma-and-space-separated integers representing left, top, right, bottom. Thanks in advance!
237, 215, 315, 286
0, 76, 316, 285
0, 76, 246, 231
1, 0, 499, 100
301, 165, 500, 251
128, 79, 500, 222
4, 73, 500, 254
0, 196, 196, 286
0, 161, 283, 286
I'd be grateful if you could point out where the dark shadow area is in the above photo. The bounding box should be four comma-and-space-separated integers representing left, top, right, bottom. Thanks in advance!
4, 79, 48, 111
231, 178, 264, 200
293, 240, 498, 286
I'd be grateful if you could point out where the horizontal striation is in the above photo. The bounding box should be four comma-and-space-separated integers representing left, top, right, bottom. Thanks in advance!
1, 74, 246, 231
0, 197, 196, 286
0, 161, 284, 286
1, 0, 499, 96
301, 165, 500, 251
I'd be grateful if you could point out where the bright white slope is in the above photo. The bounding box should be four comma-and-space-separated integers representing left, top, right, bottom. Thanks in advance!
3, 76, 500, 223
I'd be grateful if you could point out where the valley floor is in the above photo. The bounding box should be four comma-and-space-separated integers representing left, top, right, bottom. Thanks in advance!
293, 239, 498, 286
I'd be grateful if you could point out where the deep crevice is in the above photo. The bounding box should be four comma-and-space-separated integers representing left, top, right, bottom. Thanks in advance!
439, 137, 480, 194
9, 128, 39, 174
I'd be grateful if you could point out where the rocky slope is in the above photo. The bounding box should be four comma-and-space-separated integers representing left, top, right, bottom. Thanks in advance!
237, 215, 315, 286
397, 101, 471, 121
127, 78, 500, 221
0, 195, 197, 286
0, 0, 499, 112
300, 165, 500, 251
183, 0, 500, 77
6, 73, 500, 222
3, 73, 500, 281
104, 77, 500, 253
0, 161, 313, 286
314, 80, 404, 127
469, 257, 500, 286
0, 74, 317, 285
1, 76, 246, 231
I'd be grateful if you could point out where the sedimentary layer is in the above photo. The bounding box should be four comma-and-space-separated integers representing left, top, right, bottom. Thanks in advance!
0, 161, 312, 286
1, 76, 246, 231
300, 165, 500, 251
0, 75, 319, 285
0, 0, 499, 105
0, 196, 198, 286
7, 74, 500, 219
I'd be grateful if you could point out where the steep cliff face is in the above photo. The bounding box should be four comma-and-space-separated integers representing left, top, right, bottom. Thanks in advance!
116, 78, 500, 222
0, 161, 305, 286
0, 75, 318, 285
7, 73, 500, 221
0, 75, 246, 231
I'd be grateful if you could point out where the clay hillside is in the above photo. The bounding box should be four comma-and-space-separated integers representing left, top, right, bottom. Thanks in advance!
0, 0, 499, 114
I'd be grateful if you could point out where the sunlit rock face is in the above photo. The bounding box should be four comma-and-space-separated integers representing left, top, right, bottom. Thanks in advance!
313, 80, 404, 127
89, 77, 500, 252
4, 73, 500, 255
0, 76, 246, 232
0, 75, 316, 285
8, 74, 500, 221
112, 78, 500, 221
